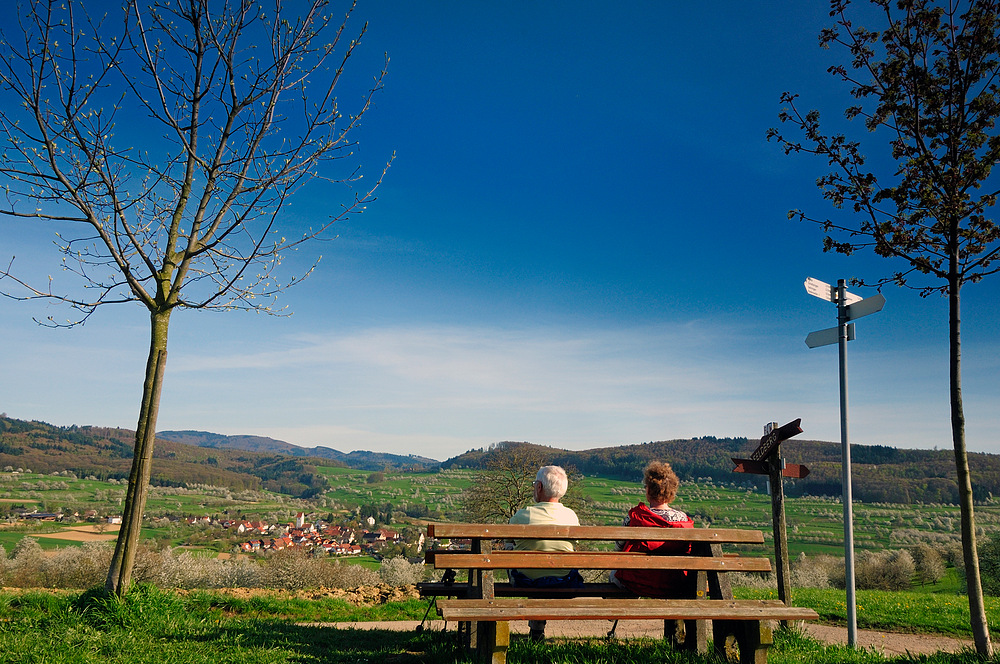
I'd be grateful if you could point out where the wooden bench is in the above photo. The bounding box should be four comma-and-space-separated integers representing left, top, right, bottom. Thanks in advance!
419, 523, 818, 664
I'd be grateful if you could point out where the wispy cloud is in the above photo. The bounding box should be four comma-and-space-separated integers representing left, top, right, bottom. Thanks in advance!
162, 320, 878, 457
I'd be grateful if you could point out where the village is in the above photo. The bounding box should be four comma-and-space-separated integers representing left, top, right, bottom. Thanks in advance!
220, 511, 425, 558
9, 507, 427, 560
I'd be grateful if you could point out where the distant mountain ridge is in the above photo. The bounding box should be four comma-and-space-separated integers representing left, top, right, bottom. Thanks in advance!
157, 430, 439, 470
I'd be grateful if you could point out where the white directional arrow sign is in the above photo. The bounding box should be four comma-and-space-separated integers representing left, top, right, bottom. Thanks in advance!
805, 323, 855, 348
845, 293, 886, 321
804, 277, 862, 304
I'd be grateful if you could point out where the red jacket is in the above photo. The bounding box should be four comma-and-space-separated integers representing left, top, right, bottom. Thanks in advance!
614, 503, 694, 598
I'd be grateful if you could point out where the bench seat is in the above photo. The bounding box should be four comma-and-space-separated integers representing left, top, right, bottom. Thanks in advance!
437, 597, 818, 622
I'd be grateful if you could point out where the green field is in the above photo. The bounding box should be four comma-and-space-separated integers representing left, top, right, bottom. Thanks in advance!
3, 466, 998, 568
0, 585, 995, 664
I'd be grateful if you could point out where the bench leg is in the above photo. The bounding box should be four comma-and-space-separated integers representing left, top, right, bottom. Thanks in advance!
713, 620, 773, 664
664, 619, 708, 653
472, 620, 509, 664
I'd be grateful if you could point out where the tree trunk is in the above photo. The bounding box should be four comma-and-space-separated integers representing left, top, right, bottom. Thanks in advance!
949, 273, 993, 657
105, 309, 171, 596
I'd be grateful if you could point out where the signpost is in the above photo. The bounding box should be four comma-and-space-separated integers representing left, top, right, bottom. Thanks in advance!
732, 418, 805, 613
804, 277, 885, 648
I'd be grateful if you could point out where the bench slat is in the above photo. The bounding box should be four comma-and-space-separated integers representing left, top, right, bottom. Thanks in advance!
417, 581, 638, 598
426, 523, 764, 544
437, 598, 819, 622
431, 551, 772, 572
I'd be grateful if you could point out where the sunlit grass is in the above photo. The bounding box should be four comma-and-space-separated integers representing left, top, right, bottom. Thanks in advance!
2, 586, 999, 664
736, 587, 1000, 637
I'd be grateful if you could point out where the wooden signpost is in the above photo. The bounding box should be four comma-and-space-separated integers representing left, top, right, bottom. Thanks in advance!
732, 418, 806, 613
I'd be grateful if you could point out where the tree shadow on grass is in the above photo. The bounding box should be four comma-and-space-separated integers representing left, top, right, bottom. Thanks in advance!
213, 621, 464, 664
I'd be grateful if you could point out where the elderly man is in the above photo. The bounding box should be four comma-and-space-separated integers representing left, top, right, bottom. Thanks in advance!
507, 465, 582, 640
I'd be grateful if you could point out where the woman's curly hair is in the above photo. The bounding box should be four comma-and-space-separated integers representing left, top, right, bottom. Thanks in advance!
644, 461, 680, 504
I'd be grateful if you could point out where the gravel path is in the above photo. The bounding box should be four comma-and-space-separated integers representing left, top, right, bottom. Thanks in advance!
317, 620, 974, 656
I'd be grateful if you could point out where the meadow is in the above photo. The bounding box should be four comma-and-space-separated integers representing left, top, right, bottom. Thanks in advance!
313, 466, 993, 560
3, 465, 997, 564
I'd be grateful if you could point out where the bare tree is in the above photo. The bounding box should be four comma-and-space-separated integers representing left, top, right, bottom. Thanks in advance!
0, 0, 389, 596
461, 442, 590, 523
461, 442, 548, 523
768, 0, 999, 654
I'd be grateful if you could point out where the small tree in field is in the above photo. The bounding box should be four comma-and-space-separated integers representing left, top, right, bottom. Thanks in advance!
768, 0, 1000, 654
461, 442, 548, 523
0, 0, 389, 596
460, 442, 588, 523
911, 542, 947, 585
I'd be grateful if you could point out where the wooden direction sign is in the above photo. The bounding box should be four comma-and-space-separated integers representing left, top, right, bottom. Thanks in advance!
750, 418, 803, 461
731, 458, 810, 478
732, 418, 808, 477
733, 419, 808, 613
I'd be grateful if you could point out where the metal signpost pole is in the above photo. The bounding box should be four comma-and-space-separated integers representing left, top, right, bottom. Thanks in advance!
804, 277, 884, 649
837, 279, 858, 648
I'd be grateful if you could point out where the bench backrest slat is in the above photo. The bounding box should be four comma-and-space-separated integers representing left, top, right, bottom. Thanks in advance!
426, 523, 764, 544
431, 551, 771, 572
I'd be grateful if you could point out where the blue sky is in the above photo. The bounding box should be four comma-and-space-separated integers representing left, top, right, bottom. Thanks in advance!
1, 1, 999, 461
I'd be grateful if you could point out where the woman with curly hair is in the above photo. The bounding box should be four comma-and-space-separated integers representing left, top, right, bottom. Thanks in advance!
610, 461, 695, 597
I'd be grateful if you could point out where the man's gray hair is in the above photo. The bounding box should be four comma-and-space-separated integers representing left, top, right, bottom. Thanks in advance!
535, 465, 568, 500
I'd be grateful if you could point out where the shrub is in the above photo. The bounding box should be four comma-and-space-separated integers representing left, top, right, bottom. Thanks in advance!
47, 541, 113, 589
8, 537, 44, 587
978, 533, 1000, 596
910, 542, 947, 586
322, 559, 381, 588
854, 550, 914, 591
790, 553, 835, 589
262, 548, 328, 590
378, 557, 425, 586
882, 549, 915, 591
791, 553, 841, 589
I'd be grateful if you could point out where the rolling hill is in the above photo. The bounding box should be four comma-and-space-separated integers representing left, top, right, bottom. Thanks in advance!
442, 437, 1000, 505
5, 414, 1000, 505
157, 430, 439, 470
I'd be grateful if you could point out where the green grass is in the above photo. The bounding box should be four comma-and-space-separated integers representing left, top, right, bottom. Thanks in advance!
184, 591, 428, 622
736, 587, 1000, 638
0, 586, 456, 664
2, 586, 999, 664
909, 569, 965, 596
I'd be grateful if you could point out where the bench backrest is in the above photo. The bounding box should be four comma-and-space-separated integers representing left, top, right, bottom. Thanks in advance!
426, 523, 764, 545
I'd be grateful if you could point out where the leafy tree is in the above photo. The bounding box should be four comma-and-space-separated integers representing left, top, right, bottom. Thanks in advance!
0, 1, 388, 597
768, 0, 1000, 654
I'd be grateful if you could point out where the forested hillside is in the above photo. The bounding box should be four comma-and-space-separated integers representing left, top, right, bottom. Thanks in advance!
8, 414, 1000, 506
157, 430, 438, 470
0, 416, 331, 497
443, 438, 1000, 505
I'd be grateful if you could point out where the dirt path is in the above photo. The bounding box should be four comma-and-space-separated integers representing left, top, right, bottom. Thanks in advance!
315, 620, 974, 656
